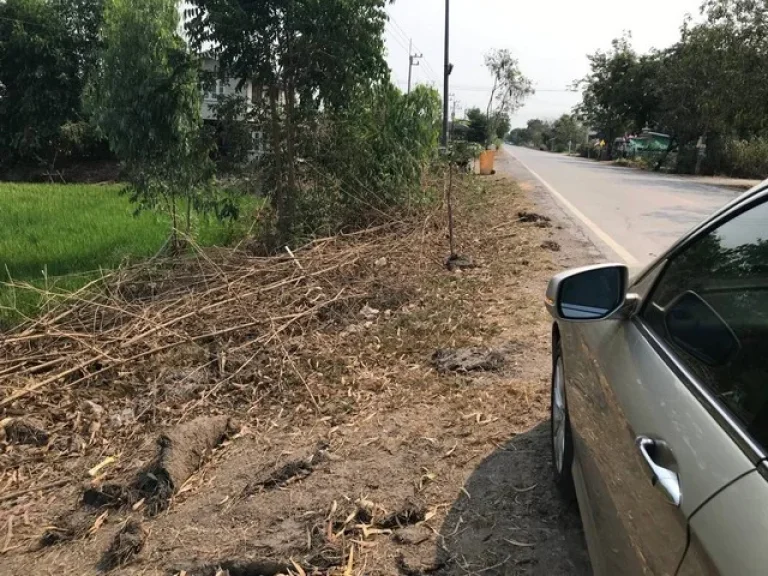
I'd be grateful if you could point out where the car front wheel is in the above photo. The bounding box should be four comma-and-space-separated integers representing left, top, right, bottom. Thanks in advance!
551, 342, 576, 500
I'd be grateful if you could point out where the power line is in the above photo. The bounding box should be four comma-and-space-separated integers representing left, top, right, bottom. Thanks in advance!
386, 15, 440, 85
385, 25, 410, 55
388, 16, 412, 46
451, 85, 578, 93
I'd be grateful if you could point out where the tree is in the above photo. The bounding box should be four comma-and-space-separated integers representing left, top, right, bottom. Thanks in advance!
484, 49, 534, 146
89, 0, 216, 236
466, 108, 488, 144
466, 108, 509, 144
552, 114, 587, 152
187, 0, 390, 243
575, 35, 662, 155
0, 0, 105, 169
525, 119, 554, 149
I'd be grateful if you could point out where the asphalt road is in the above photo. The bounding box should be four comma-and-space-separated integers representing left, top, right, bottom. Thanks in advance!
504, 145, 749, 267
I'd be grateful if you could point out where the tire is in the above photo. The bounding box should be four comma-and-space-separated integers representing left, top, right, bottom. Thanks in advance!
551, 341, 576, 501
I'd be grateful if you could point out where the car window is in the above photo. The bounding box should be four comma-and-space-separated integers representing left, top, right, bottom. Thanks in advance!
643, 198, 768, 449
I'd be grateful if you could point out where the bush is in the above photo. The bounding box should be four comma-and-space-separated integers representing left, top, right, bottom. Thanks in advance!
291, 83, 442, 237
723, 138, 768, 179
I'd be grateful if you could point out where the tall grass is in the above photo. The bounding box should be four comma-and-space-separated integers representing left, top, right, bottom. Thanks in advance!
0, 182, 259, 326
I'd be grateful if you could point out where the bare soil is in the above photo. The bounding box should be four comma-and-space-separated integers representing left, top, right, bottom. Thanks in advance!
1, 152, 597, 575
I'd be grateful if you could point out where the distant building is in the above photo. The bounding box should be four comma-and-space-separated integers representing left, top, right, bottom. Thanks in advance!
178, 3, 264, 157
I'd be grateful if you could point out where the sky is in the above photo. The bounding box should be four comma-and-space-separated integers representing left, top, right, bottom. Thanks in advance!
385, 0, 705, 128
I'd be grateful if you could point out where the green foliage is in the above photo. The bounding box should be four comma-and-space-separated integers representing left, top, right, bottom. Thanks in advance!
298, 83, 442, 236
552, 114, 587, 152
578, 2, 768, 175
575, 35, 661, 150
187, 0, 391, 242
724, 138, 768, 178
466, 108, 488, 144
210, 94, 257, 175
484, 49, 533, 146
0, 0, 105, 168
90, 0, 223, 233
449, 141, 482, 171
465, 108, 509, 145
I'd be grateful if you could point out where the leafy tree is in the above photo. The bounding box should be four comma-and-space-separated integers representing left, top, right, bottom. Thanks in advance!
523, 119, 555, 149
484, 49, 534, 146
187, 0, 390, 243
575, 35, 662, 154
296, 84, 442, 235
466, 108, 510, 144
89, 0, 217, 236
506, 127, 528, 145
466, 108, 488, 144
552, 114, 587, 152
209, 94, 256, 175
0, 0, 105, 169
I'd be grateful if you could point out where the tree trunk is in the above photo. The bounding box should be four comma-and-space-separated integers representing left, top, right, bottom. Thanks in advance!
269, 84, 285, 244
654, 136, 678, 172
185, 196, 192, 235
283, 78, 297, 242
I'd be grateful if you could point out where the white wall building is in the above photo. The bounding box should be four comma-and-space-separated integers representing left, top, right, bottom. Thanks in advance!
178, 3, 264, 155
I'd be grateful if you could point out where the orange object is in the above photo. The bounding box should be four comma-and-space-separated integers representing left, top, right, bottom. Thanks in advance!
479, 150, 495, 175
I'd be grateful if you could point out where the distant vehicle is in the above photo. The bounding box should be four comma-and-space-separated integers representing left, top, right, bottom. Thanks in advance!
545, 182, 768, 575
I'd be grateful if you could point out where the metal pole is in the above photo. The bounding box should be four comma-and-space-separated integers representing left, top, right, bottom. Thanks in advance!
441, 0, 450, 148
407, 39, 413, 94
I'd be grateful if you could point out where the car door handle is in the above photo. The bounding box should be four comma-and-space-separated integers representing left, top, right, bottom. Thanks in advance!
636, 437, 681, 507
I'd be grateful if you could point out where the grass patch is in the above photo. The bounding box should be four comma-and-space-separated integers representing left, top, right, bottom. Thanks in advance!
0, 182, 260, 327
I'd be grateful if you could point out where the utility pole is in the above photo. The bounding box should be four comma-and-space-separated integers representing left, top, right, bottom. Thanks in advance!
407, 39, 422, 94
450, 94, 457, 123
441, 0, 451, 148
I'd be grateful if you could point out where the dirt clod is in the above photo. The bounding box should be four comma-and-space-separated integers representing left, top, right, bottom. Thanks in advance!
99, 519, 147, 571
445, 254, 477, 271
39, 514, 89, 547
377, 498, 427, 529
394, 525, 433, 546
83, 483, 132, 509
182, 559, 294, 576
432, 347, 505, 374
2, 417, 49, 446
517, 211, 551, 224
541, 240, 561, 252
245, 441, 329, 493
396, 554, 445, 576
137, 415, 234, 515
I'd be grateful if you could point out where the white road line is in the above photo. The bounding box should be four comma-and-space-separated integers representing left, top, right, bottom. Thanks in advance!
510, 152, 641, 267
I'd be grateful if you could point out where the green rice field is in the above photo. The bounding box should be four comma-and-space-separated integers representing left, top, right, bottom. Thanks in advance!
0, 182, 257, 327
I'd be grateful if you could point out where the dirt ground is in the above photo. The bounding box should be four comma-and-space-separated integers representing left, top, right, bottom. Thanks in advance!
1, 151, 600, 576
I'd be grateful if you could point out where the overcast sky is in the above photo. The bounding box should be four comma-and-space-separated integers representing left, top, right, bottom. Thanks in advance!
385, 0, 704, 128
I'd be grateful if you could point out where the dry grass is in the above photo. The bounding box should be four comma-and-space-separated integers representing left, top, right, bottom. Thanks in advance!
0, 166, 574, 576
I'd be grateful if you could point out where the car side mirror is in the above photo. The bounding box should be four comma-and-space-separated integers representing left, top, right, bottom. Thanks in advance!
546, 264, 630, 322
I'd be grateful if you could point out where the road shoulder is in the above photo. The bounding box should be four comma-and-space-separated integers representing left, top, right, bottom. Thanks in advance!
1, 171, 594, 576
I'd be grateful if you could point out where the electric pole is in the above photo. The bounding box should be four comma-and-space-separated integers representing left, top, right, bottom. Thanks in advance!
441, 0, 451, 148
407, 39, 422, 94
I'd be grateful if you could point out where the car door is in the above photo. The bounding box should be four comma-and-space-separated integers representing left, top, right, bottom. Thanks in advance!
644, 196, 768, 576
561, 193, 768, 576
678, 465, 768, 575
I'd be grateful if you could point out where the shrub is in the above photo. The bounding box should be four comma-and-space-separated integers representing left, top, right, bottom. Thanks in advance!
723, 138, 768, 179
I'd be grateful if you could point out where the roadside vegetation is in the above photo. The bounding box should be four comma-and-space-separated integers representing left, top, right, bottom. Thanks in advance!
507, 115, 587, 153
574, 0, 768, 177
0, 0, 444, 325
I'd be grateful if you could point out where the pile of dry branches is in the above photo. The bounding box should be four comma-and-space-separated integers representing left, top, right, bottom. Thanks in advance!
0, 212, 443, 488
